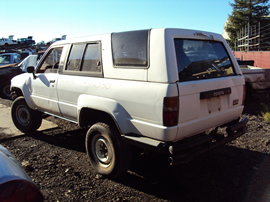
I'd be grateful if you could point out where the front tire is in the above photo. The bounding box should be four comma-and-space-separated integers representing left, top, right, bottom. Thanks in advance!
85, 123, 131, 178
11, 97, 42, 133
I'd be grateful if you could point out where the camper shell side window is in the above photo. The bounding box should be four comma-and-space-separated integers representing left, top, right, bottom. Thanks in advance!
112, 30, 149, 68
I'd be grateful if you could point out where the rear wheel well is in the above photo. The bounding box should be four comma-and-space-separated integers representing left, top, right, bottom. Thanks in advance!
79, 108, 120, 132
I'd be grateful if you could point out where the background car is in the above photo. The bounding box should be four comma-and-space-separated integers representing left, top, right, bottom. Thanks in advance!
36, 41, 45, 46
0, 144, 44, 201
0, 38, 18, 46
46, 38, 61, 46
18, 54, 40, 72
0, 53, 22, 98
17, 37, 36, 46
0, 53, 21, 66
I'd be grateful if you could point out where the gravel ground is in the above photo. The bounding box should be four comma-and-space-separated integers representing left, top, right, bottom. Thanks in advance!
0, 92, 270, 202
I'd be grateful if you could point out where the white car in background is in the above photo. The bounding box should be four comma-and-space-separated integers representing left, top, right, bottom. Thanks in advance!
17, 51, 45, 72
18, 55, 39, 72
0, 38, 18, 46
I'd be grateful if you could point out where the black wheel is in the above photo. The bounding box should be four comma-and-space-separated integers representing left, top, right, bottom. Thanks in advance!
2, 84, 11, 98
245, 83, 253, 100
0, 82, 11, 98
11, 97, 42, 133
85, 122, 131, 178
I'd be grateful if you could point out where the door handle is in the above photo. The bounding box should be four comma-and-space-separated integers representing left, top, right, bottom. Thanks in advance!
50, 80, 55, 83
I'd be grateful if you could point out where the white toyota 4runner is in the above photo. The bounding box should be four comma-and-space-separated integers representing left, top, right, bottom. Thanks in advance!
10, 28, 248, 178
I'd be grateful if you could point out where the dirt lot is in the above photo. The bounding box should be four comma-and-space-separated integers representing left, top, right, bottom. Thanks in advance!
0, 92, 270, 202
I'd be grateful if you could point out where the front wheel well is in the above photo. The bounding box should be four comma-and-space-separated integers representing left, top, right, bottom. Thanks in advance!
10, 87, 23, 100
79, 108, 120, 132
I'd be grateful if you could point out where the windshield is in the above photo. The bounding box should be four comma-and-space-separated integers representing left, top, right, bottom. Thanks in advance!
174, 39, 236, 82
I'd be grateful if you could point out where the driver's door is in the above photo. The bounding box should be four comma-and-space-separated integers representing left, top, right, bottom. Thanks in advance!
29, 47, 64, 116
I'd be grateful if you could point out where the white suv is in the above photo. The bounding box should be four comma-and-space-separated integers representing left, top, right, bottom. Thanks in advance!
10, 28, 248, 178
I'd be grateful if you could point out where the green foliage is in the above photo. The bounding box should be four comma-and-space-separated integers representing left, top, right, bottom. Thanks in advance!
225, 39, 235, 48
261, 103, 270, 122
262, 112, 270, 122
225, 0, 270, 49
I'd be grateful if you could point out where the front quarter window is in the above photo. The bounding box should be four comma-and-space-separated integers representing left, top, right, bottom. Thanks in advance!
174, 39, 235, 82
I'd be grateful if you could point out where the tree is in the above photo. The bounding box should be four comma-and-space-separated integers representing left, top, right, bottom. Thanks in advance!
225, 0, 270, 49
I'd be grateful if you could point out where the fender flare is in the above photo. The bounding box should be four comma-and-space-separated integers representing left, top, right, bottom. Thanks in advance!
77, 94, 135, 134
243, 74, 253, 83
10, 74, 36, 109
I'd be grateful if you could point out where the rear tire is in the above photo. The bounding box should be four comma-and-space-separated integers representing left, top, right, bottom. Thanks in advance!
11, 97, 42, 133
245, 83, 253, 100
85, 122, 131, 178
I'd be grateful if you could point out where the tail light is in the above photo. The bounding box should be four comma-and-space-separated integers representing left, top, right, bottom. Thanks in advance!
242, 85, 246, 105
163, 96, 179, 127
0, 180, 44, 202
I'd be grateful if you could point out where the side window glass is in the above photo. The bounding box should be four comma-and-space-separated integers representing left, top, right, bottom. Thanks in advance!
112, 30, 149, 67
1, 55, 10, 64
81, 44, 101, 72
6, 55, 10, 63
37, 47, 63, 73
66, 44, 85, 71
14, 54, 20, 63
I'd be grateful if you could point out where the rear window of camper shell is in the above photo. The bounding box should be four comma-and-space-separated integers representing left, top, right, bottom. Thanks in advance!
174, 39, 236, 82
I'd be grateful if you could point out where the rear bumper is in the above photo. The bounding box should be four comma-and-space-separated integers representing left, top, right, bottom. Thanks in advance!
168, 117, 248, 165
123, 117, 248, 165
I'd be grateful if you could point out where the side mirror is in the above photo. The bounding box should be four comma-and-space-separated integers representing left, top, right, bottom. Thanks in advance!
27, 66, 35, 73
27, 66, 36, 79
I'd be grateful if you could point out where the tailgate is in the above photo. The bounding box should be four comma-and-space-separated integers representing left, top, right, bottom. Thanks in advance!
174, 39, 245, 141
176, 76, 244, 141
